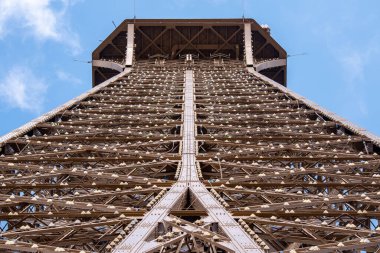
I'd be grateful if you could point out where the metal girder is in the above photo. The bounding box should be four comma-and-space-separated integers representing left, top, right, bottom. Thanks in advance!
254, 59, 286, 73
244, 23, 254, 67
125, 24, 134, 67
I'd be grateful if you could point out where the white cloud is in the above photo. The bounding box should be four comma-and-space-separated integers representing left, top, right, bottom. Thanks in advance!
0, 0, 81, 53
0, 66, 47, 113
56, 70, 82, 85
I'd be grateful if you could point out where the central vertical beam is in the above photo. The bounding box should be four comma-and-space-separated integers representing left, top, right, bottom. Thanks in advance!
114, 68, 263, 253
125, 23, 135, 67
244, 23, 254, 67
178, 70, 197, 182
187, 70, 263, 253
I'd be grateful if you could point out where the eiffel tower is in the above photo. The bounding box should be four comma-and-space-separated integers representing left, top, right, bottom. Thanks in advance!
0, 19, 379, 253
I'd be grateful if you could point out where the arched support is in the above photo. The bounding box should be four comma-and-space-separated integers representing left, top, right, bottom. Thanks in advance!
255, 58, 286, 72
92, 60, 124, 73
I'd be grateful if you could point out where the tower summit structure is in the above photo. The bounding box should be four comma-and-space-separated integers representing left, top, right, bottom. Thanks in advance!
0, 18, 379, 253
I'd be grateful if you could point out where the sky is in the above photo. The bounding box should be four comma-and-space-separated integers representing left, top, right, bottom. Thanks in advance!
0, 0, 379, 137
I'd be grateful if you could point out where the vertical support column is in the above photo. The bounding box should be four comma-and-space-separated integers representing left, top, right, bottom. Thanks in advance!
178, 70, 197, 182
125, 23, 135, 67
244, 22, 254, 67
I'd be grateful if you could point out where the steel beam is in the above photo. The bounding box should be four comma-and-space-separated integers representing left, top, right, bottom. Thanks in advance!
255, 58, 286, 72
92, 60, 124, 73
244, 23, 254, 67
125, 23, 134, 67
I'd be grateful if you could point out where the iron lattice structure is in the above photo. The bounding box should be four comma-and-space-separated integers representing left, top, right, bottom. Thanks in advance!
0, 19, 380, 253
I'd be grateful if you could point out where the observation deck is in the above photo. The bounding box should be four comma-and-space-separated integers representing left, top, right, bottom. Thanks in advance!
92, 18, 287, 86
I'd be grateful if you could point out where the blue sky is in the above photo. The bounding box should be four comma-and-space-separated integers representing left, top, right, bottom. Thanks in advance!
0, 0, 379, 136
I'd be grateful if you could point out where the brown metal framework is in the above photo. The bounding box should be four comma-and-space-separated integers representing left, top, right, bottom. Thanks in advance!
0, 18, 380, 253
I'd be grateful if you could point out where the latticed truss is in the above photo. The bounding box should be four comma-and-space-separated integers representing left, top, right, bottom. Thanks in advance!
193, 62, 380, 252
1, 18, 380, 253
0, 62, 184, 252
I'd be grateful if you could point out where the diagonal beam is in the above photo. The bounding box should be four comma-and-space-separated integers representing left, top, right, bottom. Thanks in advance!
172, 27, 207, 58
136, 27, 166, 56
137, 27, 169, 58
176, 27, 206, 56
214, 27, 242, 54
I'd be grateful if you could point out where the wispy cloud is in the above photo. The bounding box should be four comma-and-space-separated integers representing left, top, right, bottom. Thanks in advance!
56, 70, 82, 85
337, 43, 380, 83
0, 66, 47, 113
336, 44, 380, 116
0, 0, 81, 54
339, 50, 366, 82
314, 15, 380, 118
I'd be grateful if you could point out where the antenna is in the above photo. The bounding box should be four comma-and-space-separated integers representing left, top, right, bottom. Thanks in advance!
242, 0, 246, 19
287, 53, 307, 58
112, 21, 117, 28
133, 0, 136, 19
73, 59, 92, 64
